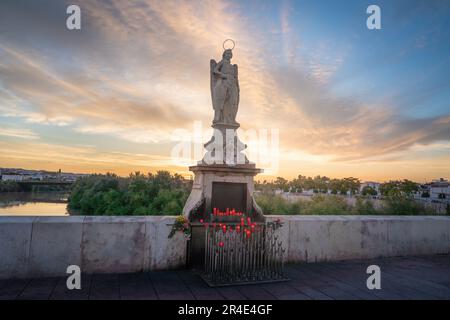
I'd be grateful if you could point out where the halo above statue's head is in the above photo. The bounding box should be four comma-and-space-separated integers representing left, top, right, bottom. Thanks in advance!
223, 39, 235, 51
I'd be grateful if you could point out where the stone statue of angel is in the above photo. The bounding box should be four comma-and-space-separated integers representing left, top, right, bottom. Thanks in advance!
210, 48, 240, 125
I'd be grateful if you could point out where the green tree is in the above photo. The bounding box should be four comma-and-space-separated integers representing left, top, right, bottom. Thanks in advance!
68, 171, 191, 215
342, 177, 360, 195
399, 179, 419, 195
361, 186, 377, 196
380, 180, 418, 197
313, 175, 329, 193
353, 197, 378, 215
274, 177, 289, 192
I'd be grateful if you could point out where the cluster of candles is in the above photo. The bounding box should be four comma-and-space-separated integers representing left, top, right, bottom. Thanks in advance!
199, 213, 259, 244
212, 207, 244, 216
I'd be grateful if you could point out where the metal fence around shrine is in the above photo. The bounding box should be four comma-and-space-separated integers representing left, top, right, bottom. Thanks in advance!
201, 222, 288, 286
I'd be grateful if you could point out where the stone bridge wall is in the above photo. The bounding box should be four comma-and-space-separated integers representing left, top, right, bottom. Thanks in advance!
0, 215, 449, 279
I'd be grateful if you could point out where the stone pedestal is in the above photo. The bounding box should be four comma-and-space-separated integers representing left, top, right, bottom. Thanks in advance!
183, 118, 264, 222
200, 122, 250, 166
183, 163, 264, 268
182, 164, 264, 222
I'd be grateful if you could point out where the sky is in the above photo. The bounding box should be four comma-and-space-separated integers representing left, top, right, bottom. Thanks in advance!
0, 0, 449, 182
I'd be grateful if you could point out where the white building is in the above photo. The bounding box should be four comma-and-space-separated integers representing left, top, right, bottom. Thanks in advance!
302, 189, 315, 196
360, 181, 380, 193
1, 174, 24, 182
31, 172, 44, 181
430, 178, 449, 201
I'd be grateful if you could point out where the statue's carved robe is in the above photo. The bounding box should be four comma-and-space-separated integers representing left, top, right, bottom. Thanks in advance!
210, 59, 240, 125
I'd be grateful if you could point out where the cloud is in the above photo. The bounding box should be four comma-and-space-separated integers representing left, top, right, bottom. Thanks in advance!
265, 64, 450, 161
0, 140, 184, 175
0, 127, 39, 140
0, 43, 197, 142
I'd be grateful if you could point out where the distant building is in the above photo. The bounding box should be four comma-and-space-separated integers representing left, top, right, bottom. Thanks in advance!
1, 174, 24, 182
302, 189, 315, 196
0, 168, 87, 183
360, 181, 380, 193
61, 175, 77, 182
31, 172, 44, 181
430, 178, 449, 202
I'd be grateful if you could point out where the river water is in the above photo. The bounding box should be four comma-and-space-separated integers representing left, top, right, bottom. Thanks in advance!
0, 192, 69, 216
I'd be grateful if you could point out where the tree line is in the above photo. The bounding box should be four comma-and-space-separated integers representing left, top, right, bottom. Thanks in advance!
256, 175, 421, 197
65, 171, 432, 215
68, 171, 192, 215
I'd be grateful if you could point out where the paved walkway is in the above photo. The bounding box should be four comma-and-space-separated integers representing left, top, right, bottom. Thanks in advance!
1, 255, 449, 300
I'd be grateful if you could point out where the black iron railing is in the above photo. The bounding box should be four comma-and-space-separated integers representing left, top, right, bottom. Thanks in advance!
201, 222, 288, 286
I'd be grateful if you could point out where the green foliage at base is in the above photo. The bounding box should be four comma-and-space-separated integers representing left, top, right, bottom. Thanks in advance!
255, 192, 440, 215
68, 171, 191, 215
254, 192, 302, 215
255, 193, 351, 215
380, 193, 435, 215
